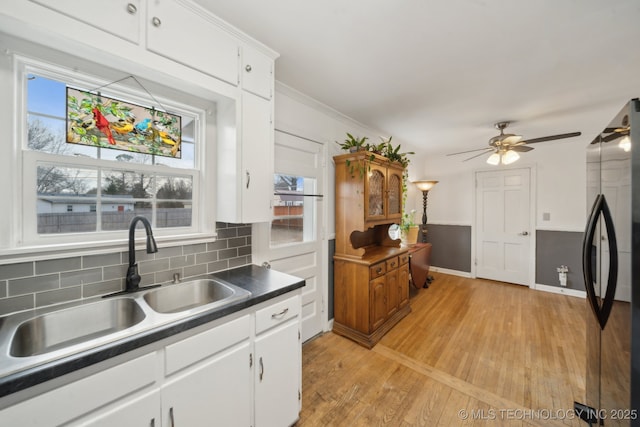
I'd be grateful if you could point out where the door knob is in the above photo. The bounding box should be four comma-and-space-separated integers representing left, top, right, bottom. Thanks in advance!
519, 231, 529, 236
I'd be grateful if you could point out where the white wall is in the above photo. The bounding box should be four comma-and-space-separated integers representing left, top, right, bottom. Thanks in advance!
406, 137, 588, 232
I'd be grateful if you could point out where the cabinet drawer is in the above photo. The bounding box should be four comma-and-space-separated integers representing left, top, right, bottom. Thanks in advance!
256, 295, 300, 334
370, 262, 386, 279
386, 257, 399, 271
399, 253, 409, 266
165, 314, 251, 375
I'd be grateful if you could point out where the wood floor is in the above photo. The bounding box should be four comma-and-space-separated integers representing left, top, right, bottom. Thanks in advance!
296, 272, 587, 426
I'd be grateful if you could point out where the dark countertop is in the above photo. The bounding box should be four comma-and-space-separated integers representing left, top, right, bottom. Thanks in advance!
0, 264, 305, 399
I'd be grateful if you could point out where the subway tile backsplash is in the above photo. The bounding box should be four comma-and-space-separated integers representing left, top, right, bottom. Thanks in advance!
0, 222, 252, 316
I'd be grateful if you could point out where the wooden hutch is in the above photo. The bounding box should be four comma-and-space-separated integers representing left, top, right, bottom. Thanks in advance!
333, 151, 410, 348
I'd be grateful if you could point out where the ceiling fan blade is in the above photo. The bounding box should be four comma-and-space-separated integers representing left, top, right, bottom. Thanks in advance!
447, 147, 494, 156
463, 149, 493, 162
520, 132, 581, 145
501, 135, 523, 144
510, 145, 534, 152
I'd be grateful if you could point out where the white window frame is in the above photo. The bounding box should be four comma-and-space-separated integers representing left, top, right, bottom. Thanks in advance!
7, 56, 217, 254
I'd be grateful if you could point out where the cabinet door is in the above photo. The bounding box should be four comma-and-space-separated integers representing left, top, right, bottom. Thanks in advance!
255, 320, 300, 427
146, 0, 239, 85
386, 268, 399, 318
387, 167, 403, 220
369, 276, 387, 331
28, 0, 141, 44
242, 46, 273, 100
365, 164, 386, 222
74, 390, 160, 427
161, 342, 251, 427
397, 263, 410, 309
241, 92, 273, 223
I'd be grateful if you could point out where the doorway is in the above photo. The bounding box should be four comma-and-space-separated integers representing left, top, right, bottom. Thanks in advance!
254, 130, 325, 342
475, 168, 532, 286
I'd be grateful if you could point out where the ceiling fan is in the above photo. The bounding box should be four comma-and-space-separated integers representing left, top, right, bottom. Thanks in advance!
447, 122, 582, 165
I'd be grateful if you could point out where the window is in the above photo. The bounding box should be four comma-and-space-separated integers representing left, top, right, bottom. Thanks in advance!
271, 174, 317, 245
13, 57, 217, 249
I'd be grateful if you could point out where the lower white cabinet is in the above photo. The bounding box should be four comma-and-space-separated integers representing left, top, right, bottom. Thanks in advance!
0, 291, 302, 427
254, 294, 302, 427
161, 314, 252, 427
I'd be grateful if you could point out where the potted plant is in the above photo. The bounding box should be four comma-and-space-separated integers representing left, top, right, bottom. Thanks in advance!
400, 209, 419, 244
336, 133, 374, 178
336, 133, 368, 153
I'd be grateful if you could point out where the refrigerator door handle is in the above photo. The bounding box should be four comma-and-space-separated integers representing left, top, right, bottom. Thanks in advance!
582, 194, 603, 327
582, 194, 619, 330
599, 194, 618, 330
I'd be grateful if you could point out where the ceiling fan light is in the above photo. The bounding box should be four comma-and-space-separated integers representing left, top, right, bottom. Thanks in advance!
619, 135, 631, 152
486, 152, 501, 165
501, 150, 520, 165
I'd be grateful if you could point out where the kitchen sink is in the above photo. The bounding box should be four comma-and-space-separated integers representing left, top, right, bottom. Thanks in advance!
10, 298, 146, 358
143, 279, 251, 314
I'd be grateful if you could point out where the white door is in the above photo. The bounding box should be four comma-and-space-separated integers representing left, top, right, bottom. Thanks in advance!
254, 130, 324, 342
475, 168, 531, 285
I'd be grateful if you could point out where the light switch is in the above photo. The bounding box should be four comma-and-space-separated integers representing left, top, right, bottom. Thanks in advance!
543, 212, 550, 221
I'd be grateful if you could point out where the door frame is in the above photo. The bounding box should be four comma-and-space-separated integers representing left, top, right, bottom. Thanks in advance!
471, 163, 537, 288
251, 128, 331, 341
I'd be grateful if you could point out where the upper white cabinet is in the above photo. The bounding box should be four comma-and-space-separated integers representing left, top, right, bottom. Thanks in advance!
217, 92, 274, 224
20, 0, 240, 86
242, 46, 273, 100
28, 0, 142, 44
146, 0, 239, 86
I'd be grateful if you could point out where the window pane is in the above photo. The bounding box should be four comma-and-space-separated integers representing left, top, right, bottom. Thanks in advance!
271, 174, 315, 245
101, 204, 152, 231
156, 175, 193, 228
37, 165, 98, 234
102, 170, 153, 199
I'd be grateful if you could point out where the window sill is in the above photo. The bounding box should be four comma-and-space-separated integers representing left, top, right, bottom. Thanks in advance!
0, 232, 218, 265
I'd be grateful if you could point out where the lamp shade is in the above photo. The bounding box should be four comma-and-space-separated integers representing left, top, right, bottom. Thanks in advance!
486, 152, 501, 165
413, 180, 438, 191
501, 150, 520, 165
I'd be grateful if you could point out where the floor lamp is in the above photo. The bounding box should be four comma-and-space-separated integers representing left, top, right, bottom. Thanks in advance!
413, 180, 438, 243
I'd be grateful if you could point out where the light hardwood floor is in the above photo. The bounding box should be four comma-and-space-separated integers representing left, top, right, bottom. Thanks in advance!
297, 272, 586, 426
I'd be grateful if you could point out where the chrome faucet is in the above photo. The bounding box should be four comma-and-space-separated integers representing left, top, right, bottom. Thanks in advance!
125, 216, 159, 292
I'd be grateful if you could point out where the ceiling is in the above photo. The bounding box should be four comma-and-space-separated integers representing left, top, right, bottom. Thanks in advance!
194, 0, 640, 157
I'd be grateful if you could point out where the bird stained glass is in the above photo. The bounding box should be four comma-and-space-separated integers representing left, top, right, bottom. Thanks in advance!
66, 87, 182, 158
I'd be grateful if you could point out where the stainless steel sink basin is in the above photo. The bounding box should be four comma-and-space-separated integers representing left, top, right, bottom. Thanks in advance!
142, 279, 251, 314
10, 298, 145, 357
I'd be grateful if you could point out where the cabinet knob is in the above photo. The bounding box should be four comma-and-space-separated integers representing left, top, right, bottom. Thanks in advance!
376, 267, 383, 274
126, 3, 137, 14
245, 64, 252, 72
152, 16, 161, 27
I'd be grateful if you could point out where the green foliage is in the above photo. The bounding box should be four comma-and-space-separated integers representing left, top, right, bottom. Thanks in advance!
336, 133, 368, 151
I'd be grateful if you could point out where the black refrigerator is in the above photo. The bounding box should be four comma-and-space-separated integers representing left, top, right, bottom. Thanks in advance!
575, 99, 640, 426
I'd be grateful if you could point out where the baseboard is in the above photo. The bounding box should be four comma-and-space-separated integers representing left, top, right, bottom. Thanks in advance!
430, 266, 472, 278
535, 283, 586, 298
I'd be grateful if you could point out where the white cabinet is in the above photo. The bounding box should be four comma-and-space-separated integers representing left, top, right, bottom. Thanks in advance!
27, 0, 142, 44
0, 352, 158, 426
146, 0, 239, 85
0, 292, 302, 426
218, 92, 274, 224
242, 46, 273, 100
20, 0, 240, 86
74, 390, 160, 427
161, 315, 252, 427
254, 295, 301, 427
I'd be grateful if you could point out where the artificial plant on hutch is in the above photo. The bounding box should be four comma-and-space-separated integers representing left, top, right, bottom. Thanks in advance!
336, 133, 372, 178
